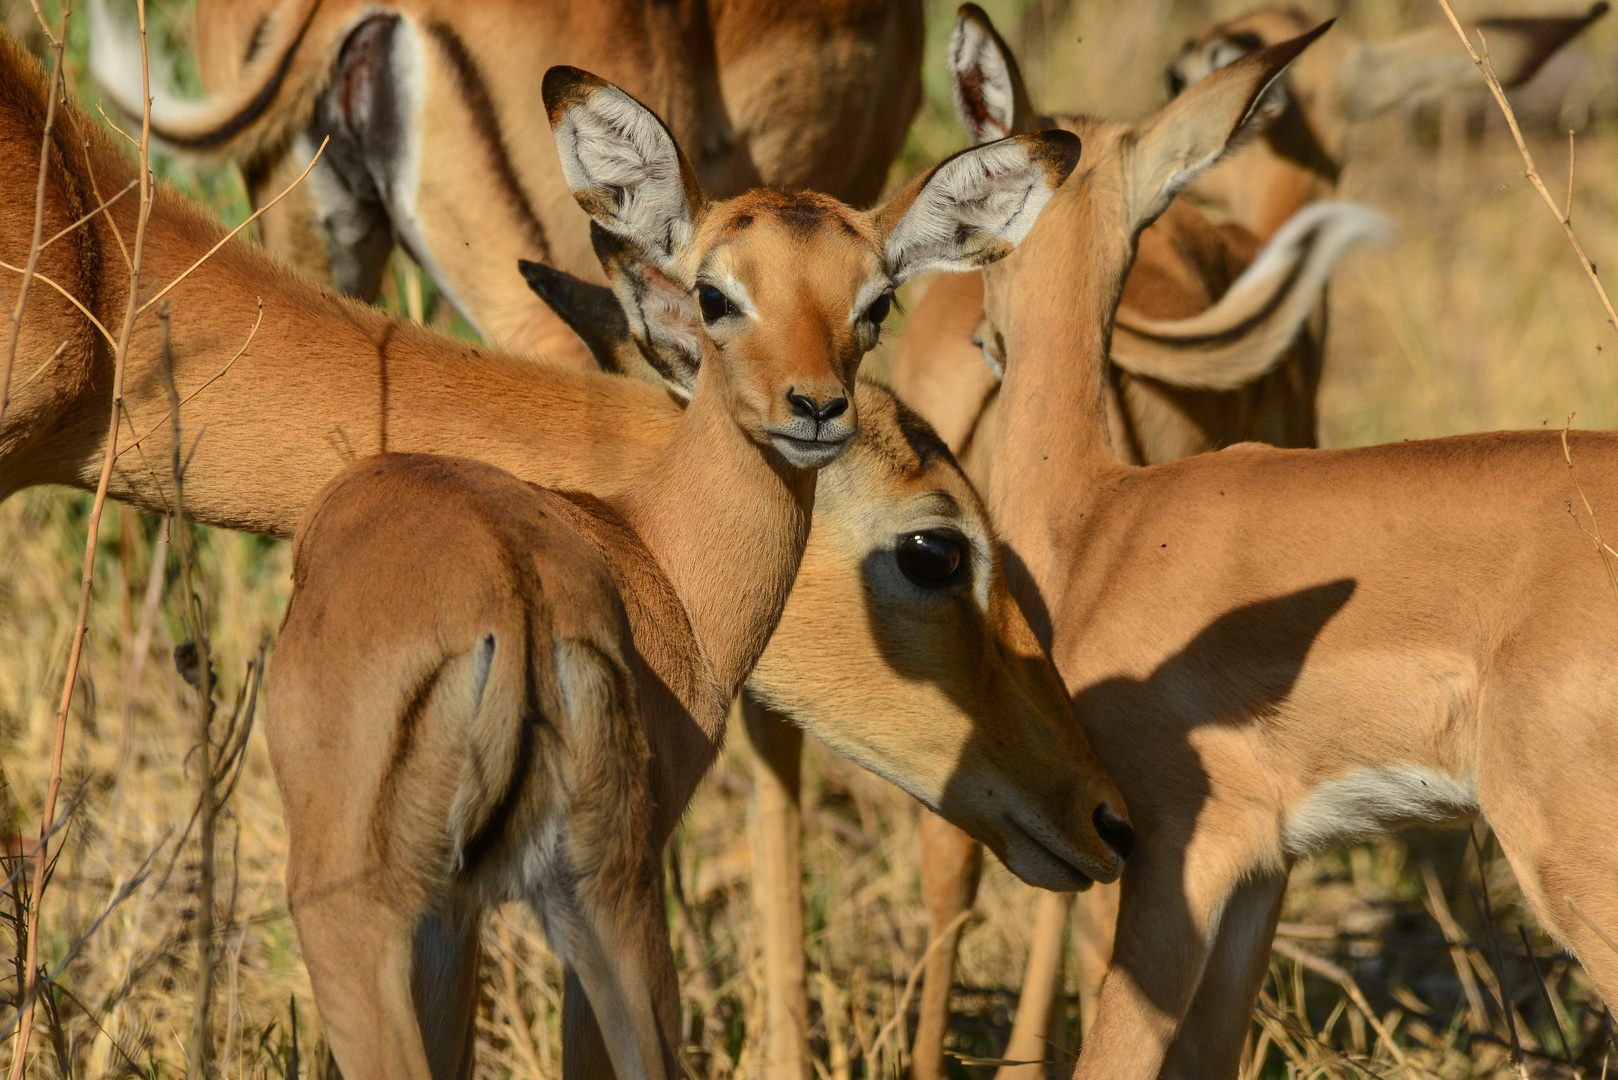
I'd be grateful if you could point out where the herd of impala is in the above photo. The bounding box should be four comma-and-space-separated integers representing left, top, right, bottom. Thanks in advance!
1, 0, 1614, 1076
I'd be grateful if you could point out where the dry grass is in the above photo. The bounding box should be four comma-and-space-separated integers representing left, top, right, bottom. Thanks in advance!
3, 0, 1617, 1077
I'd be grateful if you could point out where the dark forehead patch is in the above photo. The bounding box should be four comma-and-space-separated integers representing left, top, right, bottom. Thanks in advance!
734, 189, 865, 240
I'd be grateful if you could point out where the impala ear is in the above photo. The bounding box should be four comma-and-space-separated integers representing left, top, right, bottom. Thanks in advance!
1131, 21, 1332, 229
543, 66, 706, 271
1340, 2, 1606, 120
949, 4, 1038, 145
874, 130, 1081, 285
584, 222, 704, 400
517, 258, 645, 379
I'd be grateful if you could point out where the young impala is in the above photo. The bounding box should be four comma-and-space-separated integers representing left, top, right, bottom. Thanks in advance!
971, 25, 1618, 1080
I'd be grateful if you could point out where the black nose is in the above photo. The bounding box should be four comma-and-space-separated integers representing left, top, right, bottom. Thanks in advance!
787, 391, 849, 423
1093, 804, 1134, 861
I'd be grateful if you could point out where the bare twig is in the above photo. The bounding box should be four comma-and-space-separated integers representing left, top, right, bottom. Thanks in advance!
6, 3, 153, 1074
1561, 420, 1618, 604
1566, 897, 1618, 959
0, 260, 119, 349
0, 0, 67, 432
870, 908, 974, 1072
1518, 924, 1579, 1076
1434, 0, 1618, 336
114, 518, 170, 782
136, 140, 330, 318
1470, 826, 1532, 1080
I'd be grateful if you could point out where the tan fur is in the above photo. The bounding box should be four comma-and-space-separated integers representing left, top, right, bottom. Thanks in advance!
1168, 3, 1606, 239
92, 0, 922, 360
971, 30, 1618, 1079
0, 36, 1124, 1077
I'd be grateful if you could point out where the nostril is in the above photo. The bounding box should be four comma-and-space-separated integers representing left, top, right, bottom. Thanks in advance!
1093, 804, 1134, 861
786, 391, 848, 423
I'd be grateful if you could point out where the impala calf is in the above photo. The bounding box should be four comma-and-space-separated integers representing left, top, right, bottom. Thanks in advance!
1167, 2, 1606, 240
90, 0, 923, 360
969, 26, 1618, 1080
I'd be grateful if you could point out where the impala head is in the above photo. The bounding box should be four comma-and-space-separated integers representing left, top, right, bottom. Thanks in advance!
521, 267, 1131, 887
542, 65, 1080, 468
951, 7, 1329, 361
1167, 4, 1606, 143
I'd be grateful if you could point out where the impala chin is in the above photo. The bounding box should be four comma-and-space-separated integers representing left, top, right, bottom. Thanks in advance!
768, 428, 856, 469
994, 812, 1113, 891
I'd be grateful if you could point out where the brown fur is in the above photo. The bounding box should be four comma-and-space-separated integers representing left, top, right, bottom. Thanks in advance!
974, 30, 1618, 1079
0, 35, 1123, 1077
1169, 4, 1606, 239
96, 0, 922, 360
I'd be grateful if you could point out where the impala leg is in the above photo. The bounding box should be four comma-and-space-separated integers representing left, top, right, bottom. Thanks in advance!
743, 693, 813, 1080
1070, 881, 1119, 1039
912, 811, 984, 1080
286, 869, 436, 1080
995, 891, 1074, 1080
411, 905, 483, 1080
1158, 874, 1287, 1080
1070, 829, 1256, 1080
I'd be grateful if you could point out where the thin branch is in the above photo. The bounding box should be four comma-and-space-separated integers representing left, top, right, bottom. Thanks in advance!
6, 3, 153, 1075
870, 908, 975, 1072
136, 139, 329, 317
81, 138, 132, 272
0, 260, 120, 350
1566, 897, 1618, 959
1562, 420, 1618, 604
1270, 938, 1411, 1069
115, 299, 262, 462
39, 178, 139, 255
1434, 0, 1618, 336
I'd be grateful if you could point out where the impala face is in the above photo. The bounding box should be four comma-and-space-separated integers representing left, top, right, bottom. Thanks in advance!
675, 192, 894, 468
747, 384, 1132, 888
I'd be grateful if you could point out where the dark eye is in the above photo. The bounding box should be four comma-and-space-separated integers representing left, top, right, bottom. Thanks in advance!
698, 285, 735, 323
865, 292, 892, 327
896, 531, 967, 588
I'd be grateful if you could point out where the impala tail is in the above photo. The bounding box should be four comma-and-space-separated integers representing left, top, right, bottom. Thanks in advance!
89, 0, 355, 162
1110, 201, 1391, 390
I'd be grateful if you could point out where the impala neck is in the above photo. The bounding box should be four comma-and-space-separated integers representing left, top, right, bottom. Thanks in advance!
618, 364, 816, 708
987, 179, 1134, 592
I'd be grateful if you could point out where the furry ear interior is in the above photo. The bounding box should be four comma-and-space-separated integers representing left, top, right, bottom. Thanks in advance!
586, 223, 704, 399
949, 4, 1037, 145
1131, 21, 1331, 229
1341, 3, 1607, 120
873, 130, 1081, 284
543, 66, 706, 270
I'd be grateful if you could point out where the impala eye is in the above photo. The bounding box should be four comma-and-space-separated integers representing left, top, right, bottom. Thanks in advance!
865, 292, 893, 327
698, 285, 736, 323
896, 531, 967, 588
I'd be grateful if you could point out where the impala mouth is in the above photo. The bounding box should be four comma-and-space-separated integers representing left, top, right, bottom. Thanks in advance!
769, 430, 853, 469
999, 813, 1115, 891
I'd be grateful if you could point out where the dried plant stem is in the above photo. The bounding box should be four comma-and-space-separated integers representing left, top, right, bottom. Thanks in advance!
1434, 0, 1618, 336
1270, 939, 1411, 1069
6, 3, 152, 1075
0, 0, 66, 434
870, 908, 973, 1072
1561, 422, 1618, 604
160, 302, 217, 1075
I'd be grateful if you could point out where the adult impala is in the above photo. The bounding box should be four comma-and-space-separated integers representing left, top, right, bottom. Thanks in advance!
1, 30, 1129, 1077
971, 25, 1617, 1080
1168, 2, 1605, 240
90, 0, 923, 360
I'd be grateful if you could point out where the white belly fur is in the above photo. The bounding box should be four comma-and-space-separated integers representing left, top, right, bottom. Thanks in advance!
1281, 765, 1479, 859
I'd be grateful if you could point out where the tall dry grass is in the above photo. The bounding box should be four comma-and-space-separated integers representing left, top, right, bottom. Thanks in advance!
2, 0, 1617, 1077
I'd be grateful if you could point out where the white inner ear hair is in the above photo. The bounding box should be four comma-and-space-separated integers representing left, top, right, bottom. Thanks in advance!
884, 141, 1056, 283
554, 88, 693, 260
637, 266, 705, 374
949, 19, 1016, 144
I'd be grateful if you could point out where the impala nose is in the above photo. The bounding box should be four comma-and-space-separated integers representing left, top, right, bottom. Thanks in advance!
786, 391, 849, 423
1093, 804, 1134, 861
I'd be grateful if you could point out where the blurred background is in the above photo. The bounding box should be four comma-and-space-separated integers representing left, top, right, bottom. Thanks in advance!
2, 0, 1616, 1077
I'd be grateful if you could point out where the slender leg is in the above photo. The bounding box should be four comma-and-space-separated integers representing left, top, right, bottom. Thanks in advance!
912, 811, 984, 1080
744, 694, 813, 1080
1070, 827, 1258, 1080
1069, 882, 1119, 1040
1159, 874, 1287, 1080
412, 904, 484, 1080
995, 892, 1074, 1080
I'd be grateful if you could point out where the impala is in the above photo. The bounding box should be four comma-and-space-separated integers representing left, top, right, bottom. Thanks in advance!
739, 9, 1386, 1076
1, 30, 1130, 1077
1168, 2, 1605, 240
968, 25, 1618, 1080
89, 0, 923, 361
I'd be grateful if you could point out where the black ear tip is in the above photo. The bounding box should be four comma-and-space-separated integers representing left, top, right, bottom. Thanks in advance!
1592, 2, 1610, 20
517, 258, 560, 300
957, 3, 989, 21
1036, 129, 1083, 173
541, 65, 593, 112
